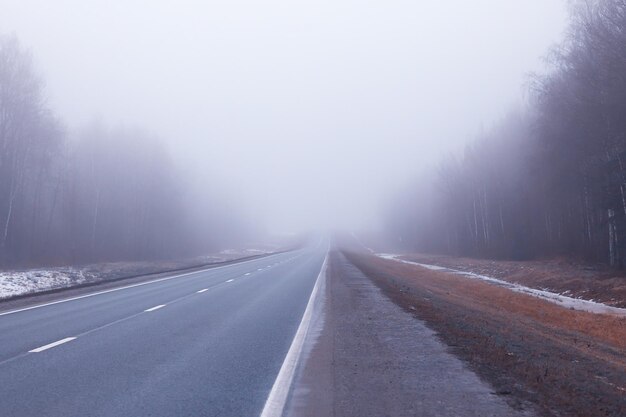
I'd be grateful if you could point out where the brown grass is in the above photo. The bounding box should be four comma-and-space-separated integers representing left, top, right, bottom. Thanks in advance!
344, 251, 626, 417
401, 253, 626, 308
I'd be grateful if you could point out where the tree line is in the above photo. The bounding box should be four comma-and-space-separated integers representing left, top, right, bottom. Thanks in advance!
0, 34, 251, 268
387, 0, 626, 266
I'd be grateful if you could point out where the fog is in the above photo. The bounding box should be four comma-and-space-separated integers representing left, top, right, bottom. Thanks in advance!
1, 0, 567, 234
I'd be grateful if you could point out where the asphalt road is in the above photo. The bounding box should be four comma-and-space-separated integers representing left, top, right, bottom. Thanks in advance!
0, 241, 327, 417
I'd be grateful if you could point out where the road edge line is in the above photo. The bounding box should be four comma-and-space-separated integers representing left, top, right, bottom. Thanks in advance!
259, 250, 329, 417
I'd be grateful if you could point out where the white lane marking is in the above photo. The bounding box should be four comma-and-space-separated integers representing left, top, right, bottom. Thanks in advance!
197, 289, 209, 293
29, 337, 77, 353
226, 279, 235, 283
144, 304, 166, 312
258, 268, 263, 271
0, 252, 289, 317
245, 273, 251, 276
260, 250, 329, 417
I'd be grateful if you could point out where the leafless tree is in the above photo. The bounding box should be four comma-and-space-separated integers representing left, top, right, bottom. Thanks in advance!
388, 0, 626, 266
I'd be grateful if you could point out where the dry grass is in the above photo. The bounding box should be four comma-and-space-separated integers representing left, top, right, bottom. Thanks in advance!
401, 253, 626, 308
345, 251, 626, 417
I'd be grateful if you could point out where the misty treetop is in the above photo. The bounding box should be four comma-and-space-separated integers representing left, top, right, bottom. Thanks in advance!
387, 0, 626, 266
0, 34, 250, 268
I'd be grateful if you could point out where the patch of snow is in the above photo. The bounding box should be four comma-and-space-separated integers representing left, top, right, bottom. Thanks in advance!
0, 246, 273, 300
378, 254, 626, 318
244, 248, 266, 253
0, 268, 92, 299
220, 248, 271, 257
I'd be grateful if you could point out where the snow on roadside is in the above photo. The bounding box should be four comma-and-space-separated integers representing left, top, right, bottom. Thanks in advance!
0, 268, 91, 299
378, 254, 626, 318
220, 248, 267, 256
0, 248, 273, 300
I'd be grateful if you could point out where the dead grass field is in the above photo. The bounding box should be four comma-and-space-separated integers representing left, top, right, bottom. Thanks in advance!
400, 253, 626, 308
344, 251, 626, 417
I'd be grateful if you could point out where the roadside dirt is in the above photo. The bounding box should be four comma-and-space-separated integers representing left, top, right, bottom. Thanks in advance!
344, 251, 626, 417
397, 253, 626, 308
287, 251, 531, 417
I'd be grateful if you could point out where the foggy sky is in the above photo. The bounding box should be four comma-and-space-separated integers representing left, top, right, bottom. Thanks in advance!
0, 1, 567, 232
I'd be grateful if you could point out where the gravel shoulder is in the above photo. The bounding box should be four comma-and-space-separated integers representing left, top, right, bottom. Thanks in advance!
286, 251, 532, 417
344, 251, 626, 417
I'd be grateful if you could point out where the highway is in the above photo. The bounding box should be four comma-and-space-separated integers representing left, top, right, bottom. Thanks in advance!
0, 241, 328, 417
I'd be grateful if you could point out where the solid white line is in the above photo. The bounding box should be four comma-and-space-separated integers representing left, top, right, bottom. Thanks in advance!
0, 252, 288, 317
197, 289, 209, 293
29, 337, 76, 353
226, 279, 235, 283
144, 304, 166, 312
260, 251, 328, 417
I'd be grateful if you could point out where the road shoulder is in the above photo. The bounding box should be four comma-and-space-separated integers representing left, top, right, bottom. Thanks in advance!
286, 251, 531, 417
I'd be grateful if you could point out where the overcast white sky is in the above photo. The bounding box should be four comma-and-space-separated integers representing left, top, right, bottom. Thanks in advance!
0, 0, 568, 232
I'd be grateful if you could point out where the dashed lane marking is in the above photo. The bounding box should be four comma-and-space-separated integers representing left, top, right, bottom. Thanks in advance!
144, 304, 166, 312
29, 337, 77, 353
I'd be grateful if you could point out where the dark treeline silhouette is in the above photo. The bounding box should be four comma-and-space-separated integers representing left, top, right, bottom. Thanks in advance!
0, 34, 253, 268
387, 0, 626, 266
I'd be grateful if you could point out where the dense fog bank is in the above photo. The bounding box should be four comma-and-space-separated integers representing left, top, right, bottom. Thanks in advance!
0, 34, 257, 268
386, 0, 626, 266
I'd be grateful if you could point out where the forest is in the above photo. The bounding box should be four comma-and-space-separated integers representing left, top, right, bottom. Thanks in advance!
0, 34, 253, 268
387, 0, 626, 266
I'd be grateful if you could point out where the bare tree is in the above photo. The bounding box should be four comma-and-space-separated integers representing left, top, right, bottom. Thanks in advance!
387, 0, 626, 266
